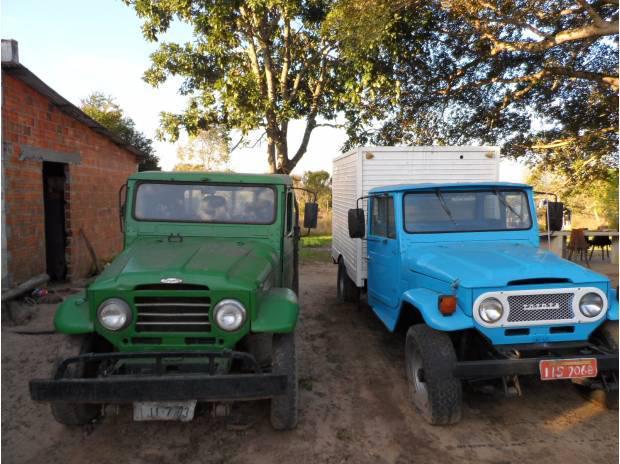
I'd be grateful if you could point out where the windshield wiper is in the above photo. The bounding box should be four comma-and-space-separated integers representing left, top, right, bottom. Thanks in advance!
435, 189, 456, 225
493, 188, 524, 221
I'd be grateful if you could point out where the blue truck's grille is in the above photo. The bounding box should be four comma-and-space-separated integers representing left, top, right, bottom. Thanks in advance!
507, 293, 574, 322
134, 296, 211, 332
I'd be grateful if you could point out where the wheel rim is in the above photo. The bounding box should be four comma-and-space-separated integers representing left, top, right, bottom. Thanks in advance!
408, 343, 430, 412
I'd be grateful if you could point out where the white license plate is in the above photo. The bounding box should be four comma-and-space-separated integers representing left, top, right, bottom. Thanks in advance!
133, 400, 197, 422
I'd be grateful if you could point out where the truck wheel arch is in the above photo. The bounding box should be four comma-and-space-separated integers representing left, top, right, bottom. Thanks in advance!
399, 289, 474, 332
394, 301, 425, 332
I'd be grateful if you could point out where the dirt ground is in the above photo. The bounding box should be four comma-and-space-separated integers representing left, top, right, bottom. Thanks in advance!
2, 261, 618, 464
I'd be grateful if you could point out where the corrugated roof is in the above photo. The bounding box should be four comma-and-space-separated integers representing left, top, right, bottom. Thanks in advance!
1, 61, 145, 159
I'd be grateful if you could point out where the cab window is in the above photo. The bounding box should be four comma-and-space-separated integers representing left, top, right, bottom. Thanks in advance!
370, 196, 395, 238
286, 191, 294, 235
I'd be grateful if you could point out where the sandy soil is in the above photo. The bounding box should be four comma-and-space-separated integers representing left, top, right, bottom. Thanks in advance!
2, 262, 618, 464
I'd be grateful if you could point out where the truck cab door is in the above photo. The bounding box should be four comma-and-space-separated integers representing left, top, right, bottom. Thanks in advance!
367, 195, 400, 311
281, 189, 296, 291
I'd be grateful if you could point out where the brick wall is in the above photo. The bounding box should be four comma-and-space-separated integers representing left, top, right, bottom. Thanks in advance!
2, 73, 138, 284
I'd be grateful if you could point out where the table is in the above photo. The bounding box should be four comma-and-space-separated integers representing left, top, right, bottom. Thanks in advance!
542, 230, 619, 265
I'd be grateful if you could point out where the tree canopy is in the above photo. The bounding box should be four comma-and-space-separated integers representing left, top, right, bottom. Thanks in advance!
124, 0, 375, 174
332, 0, 618, 186
173, 128, 231, 171
81, 92, 160, 171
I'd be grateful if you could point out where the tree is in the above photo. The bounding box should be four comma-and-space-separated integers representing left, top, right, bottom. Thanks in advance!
174, 128, 231, 171
301, 170, 331, 211
81, 92, 160, 171
123, 0, 383, 174
332, 0, 618, 185
529, 166, 619, 228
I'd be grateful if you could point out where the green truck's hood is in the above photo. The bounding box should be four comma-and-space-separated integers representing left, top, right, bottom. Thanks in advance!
91, 237, 278, 291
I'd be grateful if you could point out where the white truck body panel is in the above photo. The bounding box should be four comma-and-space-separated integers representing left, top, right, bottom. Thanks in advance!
331, 146, 501, 287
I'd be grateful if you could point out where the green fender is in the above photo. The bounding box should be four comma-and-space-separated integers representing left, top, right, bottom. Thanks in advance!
252, 288, 299, 333
54, 293, 94, 334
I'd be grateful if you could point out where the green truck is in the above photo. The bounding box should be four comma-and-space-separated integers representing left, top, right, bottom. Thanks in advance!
30, 171, 317, 430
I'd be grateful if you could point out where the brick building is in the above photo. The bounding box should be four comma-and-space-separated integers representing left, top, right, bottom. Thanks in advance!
1, 40, 144, 289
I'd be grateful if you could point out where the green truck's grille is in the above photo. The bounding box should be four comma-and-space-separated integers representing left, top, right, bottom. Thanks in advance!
134, 296, 212, 333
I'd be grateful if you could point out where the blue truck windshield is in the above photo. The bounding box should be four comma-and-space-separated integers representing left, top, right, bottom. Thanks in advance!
134, 183, 276, 224
403, 189, 532, 233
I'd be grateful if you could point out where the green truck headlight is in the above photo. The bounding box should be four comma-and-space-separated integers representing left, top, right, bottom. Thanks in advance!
97, 298, 132, 331
213, 299, 246, 332
579, 293, 604, 318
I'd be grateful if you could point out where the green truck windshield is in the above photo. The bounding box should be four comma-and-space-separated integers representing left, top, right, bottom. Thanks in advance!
134, 182, 276, 224
403, 189, 532, 233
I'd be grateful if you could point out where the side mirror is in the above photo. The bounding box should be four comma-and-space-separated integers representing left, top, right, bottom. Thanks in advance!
547, 201, 564, 231
348, 208, 365, 238
304, 202, 319, 229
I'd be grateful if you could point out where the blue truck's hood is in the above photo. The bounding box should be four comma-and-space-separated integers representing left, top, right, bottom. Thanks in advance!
408, 242, 607, 288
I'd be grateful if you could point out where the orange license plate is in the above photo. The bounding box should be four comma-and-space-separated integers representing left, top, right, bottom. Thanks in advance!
539, 358, 598, 381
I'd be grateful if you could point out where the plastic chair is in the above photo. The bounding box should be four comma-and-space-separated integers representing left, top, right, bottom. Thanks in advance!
567, 229, 590, 266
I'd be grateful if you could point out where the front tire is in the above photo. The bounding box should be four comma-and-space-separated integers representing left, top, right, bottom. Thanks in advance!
51, 335, 100, 426
584, 321, 619, 409
270, 332, 298, 430
405, 324, 462, 425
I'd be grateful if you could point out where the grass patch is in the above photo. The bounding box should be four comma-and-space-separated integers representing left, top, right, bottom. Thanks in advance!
301, 234, 332, 248
300, 248, 332, 263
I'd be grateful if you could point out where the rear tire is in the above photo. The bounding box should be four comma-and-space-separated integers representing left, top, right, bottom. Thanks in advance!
270, 332, 298, 430
337, 259, 360, 303
51, 335, 100, 426
405, 324, 462, 425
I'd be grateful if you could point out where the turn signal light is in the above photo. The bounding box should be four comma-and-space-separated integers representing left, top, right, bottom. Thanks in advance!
439, 295, 457, 316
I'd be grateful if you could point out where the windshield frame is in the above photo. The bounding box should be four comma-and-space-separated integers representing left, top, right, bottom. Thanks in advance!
402, 188, 533, 234
131, 181, 279, 226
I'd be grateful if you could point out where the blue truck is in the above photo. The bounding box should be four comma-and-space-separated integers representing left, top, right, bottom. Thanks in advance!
341, 182, 618, 424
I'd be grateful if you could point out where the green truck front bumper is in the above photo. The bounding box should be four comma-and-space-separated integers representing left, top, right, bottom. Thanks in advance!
30, 350, 287, 403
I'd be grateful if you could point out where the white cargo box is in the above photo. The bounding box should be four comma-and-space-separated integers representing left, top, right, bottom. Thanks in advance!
331, 146, 500, 287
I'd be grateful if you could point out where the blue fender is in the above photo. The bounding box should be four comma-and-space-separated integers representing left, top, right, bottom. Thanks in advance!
608, 287, 618, 320
401, 288, 473, 332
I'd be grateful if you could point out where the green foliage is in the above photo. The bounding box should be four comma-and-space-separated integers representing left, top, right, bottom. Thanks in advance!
174, 128, 231, 171
81, 92, 160, 171
332, 0, 618, 186
301, 170, 331, 209
528, 167, 619, 229
123, 0, 378, 174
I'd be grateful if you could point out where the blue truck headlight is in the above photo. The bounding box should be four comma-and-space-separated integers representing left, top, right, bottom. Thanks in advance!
479, 298, 504, 323
579, 293, 604, 318
97, 298, 132, 331
214, 299, 246, 331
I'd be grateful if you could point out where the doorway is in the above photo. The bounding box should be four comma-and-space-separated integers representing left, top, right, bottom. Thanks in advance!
43, 162, 67, 281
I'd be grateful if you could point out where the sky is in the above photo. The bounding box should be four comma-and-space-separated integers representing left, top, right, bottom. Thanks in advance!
1, 0, 525, 181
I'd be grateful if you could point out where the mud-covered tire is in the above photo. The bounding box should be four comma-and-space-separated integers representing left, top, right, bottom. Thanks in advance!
337, 259, 359, 303
405, 324, 462, 425
584, 321, 619, 409
598, 320, 619, 350
247, 333, 273, 368
270, 332, 298, 430
51, 335, 100, 426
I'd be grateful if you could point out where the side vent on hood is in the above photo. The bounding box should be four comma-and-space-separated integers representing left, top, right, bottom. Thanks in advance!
507, 278, 571, 286
134, 283, 210, 291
